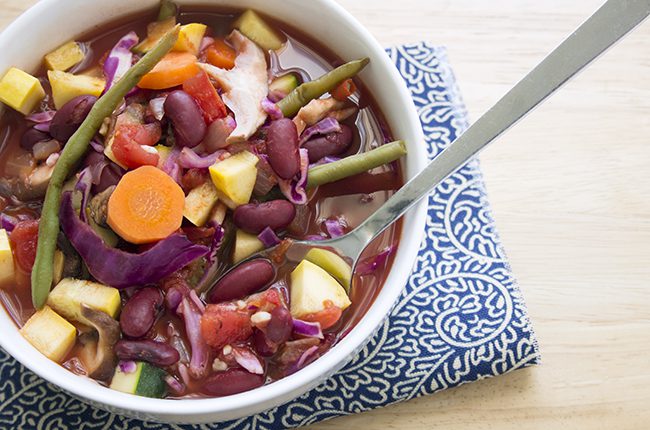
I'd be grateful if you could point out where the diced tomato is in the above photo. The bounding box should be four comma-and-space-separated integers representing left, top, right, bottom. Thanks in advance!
301, 301, 342, 330
200, 304, 253, 350
330, 78, 357, 101
181, 168, 208, 192
9, 220, 39, 273
182, 70, 227, 123
112, 124, 161, 169
205, 39, 236, 70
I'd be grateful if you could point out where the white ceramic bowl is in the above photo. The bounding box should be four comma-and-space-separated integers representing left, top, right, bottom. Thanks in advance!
0, 0, 427, 424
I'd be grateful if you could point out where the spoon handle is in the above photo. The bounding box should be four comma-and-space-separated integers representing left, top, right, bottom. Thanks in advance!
347, 0, 650, 254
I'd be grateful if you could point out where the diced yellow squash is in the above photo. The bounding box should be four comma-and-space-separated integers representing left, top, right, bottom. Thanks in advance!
173, 23, 207, 55
52, 250, 65, 286
48, 70, 105, 109
304, 248, 352, 292
209, 201, 228, 226
47, 278, 121, 323
233, 229, 263, 263
209, 151, 258, 208
233, 10, 285, 51
44, 41, 85, 71
133, 17, 176, 54
0, 67, 46, 115
0, 229, 15, 285
290, 260, 351, 318
20, 306, 76, 362
183, 181, 220, 227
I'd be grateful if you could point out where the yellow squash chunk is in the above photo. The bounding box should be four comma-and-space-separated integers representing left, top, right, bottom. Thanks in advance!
233, 10, 284, 51
209, 150, 258, 208
44, 41, 85, 71
47, 278, 121, 323
304, 248, 352, 292
0, 67, 46, 115
233, 229, 263, 263
183, 181, 220, 227
290, 260, 351, 318
133, 17, 176, 54
173, 23, 207, 55
209, 201, 228, 226
48, 70, 105, 109
0, 229, 15, 285
20, 306, 76, 363
52, 250, 65, 286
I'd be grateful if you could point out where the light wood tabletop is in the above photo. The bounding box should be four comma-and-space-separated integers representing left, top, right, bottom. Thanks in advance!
1, 1, 649, 429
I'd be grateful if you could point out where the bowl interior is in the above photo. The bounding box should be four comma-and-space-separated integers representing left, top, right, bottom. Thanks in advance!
0, 0, 427, 423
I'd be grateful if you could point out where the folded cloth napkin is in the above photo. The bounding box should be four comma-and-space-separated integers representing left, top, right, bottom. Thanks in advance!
0, 42, 540, 429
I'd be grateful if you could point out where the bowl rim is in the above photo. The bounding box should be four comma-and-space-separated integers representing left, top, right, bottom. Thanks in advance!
0, 0, 428, 422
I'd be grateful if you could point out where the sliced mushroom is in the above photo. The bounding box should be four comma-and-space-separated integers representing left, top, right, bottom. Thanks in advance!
88, 185, 116, 227
79, 304, 120, 381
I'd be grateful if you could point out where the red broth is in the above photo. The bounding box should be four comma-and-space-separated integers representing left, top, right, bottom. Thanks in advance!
0, 6, 403, 398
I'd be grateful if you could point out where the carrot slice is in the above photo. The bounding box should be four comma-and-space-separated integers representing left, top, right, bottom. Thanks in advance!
206, 39, 236, 70
138, 52, 200, 90
331, 78, 357, 101
107, 166, 185, 244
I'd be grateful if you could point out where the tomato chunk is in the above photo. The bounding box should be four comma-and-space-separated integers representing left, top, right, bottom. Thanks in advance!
182, 70, 227, 123
301, 301, 342, 330
331, 78, 357, 101
200, 304, 253, 350
112, 124, 161, 169
9, 219, 39, 273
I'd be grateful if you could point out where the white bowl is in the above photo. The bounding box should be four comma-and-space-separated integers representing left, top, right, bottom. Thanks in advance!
0, 0, 427, 424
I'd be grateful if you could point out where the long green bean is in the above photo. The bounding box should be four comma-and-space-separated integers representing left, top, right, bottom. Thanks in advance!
157, 0, 178, 21
31, 26, 180, 308
277, 58, 369, 117
307, 140, 407, 188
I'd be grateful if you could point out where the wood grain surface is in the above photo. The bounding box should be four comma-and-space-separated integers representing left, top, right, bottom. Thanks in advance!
1, 1, 649, 429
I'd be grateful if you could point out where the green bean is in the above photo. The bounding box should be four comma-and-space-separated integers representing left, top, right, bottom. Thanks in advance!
307, 140, 407, 188
157, 0, 178, 21
277, 58, 370, 117
31, 27, 180, 309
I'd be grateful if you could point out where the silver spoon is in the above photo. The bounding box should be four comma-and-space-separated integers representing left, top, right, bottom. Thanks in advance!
221, 0, 649, 285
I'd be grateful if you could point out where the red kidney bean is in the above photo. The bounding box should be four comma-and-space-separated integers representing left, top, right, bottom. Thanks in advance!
208, 259, 275, 303
266, 118, 300, 179
115, 339, 180, 366
120, 287, 163, 339
201, 369, 265, 396
20, 128, 50, 151
253, 329, 276, 357
164, 90, 206, 148
50, 95, 97, 142
233, 200, 296, 234
266, 305, 293, 344
303, 124, 353, 163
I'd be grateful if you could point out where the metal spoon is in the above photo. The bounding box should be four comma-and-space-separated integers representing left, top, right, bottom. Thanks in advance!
219, 0, 649, 286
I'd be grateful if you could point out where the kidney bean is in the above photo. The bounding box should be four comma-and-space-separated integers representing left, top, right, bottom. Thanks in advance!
253, 329, 276, 357
233, 200, 296, 234
120, 287, 163, 339
201, 368, 265, 396
20, 128, 50, 151
164, 90, 206, 147
303, 124, 353, 163
50, 95, 97, 142
208, 259, 275, 303
266, 118, 300, 179
115, 339, 180, 366
266, 305, 293, 344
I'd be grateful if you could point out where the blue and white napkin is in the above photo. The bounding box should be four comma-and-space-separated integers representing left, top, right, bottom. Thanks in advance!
0, 43, 540, 429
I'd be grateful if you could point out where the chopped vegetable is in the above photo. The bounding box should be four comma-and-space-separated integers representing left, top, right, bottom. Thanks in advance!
0, 229, 15, 285
278, 148, 308, 204
52, 250, 65, 285
233, 10, 285, 51
107, 166, 185, 244
133, 17, 177, 54
47, 278, 121, 322
103, 32, 139, 92
111, 124, 162, 169
356, 245, 394, 275
292, 319, 324, 339
269, 73, 300, 99
10, 219, 39, 273
183, 181, 220, 227
177, 147, 224, 169
76, 304, 121, 380
44, 41, 85, 71
277, 58, 369, 117
324, 218, 346, 238
209, 150, 259, 208
206, 39, 236, 69
173, 23, 207, 55
301, 303, 343, 330
307, 140, 407, 188
200, 303, 253, 349
59, 191, 208, 289
299, 117, 341, 145
330, 78, 357, 101
157, 0, 178, 21
19, 306, 76, 362
177, 293, 210, 377
47, 70, 105, 109
182, 70, 227, 123
304, 248, 352, 292
233, 229, 264, 263
0, 67, 46, 115
289, 259, 351, 320
110, 361, 167, 398
138, 51, 199, 90
257, 226, 280, 248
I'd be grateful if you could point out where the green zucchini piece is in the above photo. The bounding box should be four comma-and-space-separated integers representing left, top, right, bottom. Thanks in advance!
269, 73, 300, 96
110, 362, 167, 398
233, 10, 285, 51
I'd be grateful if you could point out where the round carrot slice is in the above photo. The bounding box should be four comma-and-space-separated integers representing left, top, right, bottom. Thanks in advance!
107, 166, 185, 244
138, 52, 200, 90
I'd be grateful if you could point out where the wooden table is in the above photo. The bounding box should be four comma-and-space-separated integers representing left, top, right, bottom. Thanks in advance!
2, 1, 649, 429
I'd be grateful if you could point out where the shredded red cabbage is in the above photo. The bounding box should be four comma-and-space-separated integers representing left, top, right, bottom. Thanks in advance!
177, 295, 210, 377
232, 347, 264, 375
89, 139, 104, 153
356, 245, 395, 276
74, 168, 93, 223
103, 32, 139, 92
195, 223, 225, 292
118, 360, 137, 374
198, 36, 214, 54
299, 117, 340, 145
0, 213, 18, 232
257, 226, 280, 248
292, 319, 324, 339
279, 148, 309, 204
177, 147, 225, 169
295, 345, 319, 370
261, 97, 283, 120
60, 191, 209, 288
165, 375, 185, 394
324, 217, 346, 238
308, 156, 340, 169
162, 147, 182, 184
33, 123, 51, 133
304, 234, 326, 241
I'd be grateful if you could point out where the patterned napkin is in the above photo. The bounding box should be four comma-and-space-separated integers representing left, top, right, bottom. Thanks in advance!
0, 43, 540, 429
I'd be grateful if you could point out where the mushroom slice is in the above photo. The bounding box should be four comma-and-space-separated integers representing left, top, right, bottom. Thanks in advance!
79, 304, 120, 381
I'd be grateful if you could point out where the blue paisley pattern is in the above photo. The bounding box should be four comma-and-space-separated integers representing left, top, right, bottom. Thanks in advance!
0, 42, 540, 429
